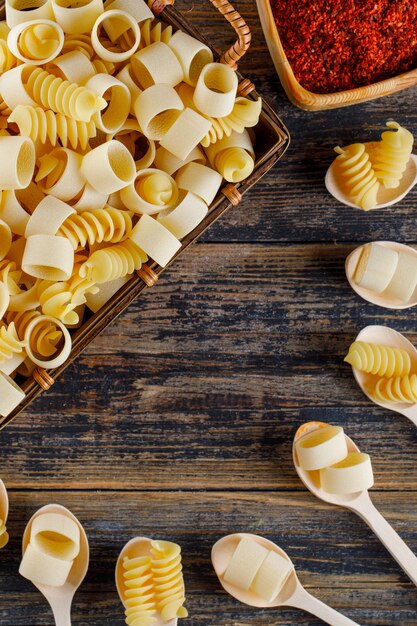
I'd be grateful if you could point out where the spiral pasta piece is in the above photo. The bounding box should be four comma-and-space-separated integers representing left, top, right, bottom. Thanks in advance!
57, 207, 133, 249
0, 519, 8, 549
78, 239, 147, 283
6, 310, 62, 357
372, 121, 414, 189
0, 259, 22, 295
7, 20, 64, 65
61, 33, 94, 58
122, 555, 157, 626
344, 341, 412, 378
0, 96, 11, 117
136, 18, 172, 49
374, 375, 417, 404
22, 65, 107, 122
0, 321, 25, 365
150, 540, 188, 621
0, 38, 18, 73
334, 143, 379, 211
8, 105, 96, 150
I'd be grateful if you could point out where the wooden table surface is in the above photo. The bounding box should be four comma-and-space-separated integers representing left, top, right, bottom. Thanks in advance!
2, 2, 417, 624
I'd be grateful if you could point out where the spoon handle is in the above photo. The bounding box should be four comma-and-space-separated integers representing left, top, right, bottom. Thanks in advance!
354, 497, 417, 586
49, 600, 71, 626
290, 586, 360, 625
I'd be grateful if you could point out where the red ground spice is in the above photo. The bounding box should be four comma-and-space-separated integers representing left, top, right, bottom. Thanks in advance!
272, 0, 417, 93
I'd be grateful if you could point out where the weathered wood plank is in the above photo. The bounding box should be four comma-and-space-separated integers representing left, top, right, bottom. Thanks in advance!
1, 492, 417, 625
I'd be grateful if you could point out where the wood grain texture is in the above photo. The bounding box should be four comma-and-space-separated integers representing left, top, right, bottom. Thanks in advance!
3, 0, 417, 623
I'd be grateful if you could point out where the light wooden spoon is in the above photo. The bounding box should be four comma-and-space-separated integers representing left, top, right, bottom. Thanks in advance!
115, 536, 178, 626
22, 504, 89, 626
325, 144, 417, 210
0, 479, 9, 548
294, 421, 417, 586
212, 532, 359, 625
347, 325, 417, 425
345, 241, 417, 309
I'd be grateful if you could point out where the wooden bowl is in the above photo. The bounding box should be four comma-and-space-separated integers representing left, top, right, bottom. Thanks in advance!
256, 0, 417, 111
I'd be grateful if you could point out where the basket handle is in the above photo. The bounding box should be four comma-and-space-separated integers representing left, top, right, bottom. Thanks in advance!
149, 0, 251, 69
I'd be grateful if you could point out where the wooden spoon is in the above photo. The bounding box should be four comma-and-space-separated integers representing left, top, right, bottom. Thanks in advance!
212, 532, 359, 625
0, 479, 9, 548
115, 536, 178, 626
22, 504, 89, 626
345, 241, 417, 309
293, 421, 417, 586
325, 144, 417, 210
347, 325, 417, 426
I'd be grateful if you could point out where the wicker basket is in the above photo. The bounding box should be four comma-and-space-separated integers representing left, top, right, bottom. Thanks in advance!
0, 0, 290, 429
256, 0, 417, 111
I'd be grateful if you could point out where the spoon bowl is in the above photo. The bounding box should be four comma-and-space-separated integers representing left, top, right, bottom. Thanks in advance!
212, 532, 359, 625
293, 421, 417, 587
116, 536, 178, 626
348, 325, 417, 424
0, 479, 8, 525
325, 145, 417, 210
345, 241, 417, 309
22, 504, 89, 626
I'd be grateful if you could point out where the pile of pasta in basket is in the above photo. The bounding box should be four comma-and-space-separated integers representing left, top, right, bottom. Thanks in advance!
0, 0, 262, 418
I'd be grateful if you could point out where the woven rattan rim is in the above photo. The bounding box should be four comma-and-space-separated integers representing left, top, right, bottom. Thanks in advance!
137, 264, 159, 287
237, 79, 255, 96
221, 183, 241, 205
33, 368, 55, 391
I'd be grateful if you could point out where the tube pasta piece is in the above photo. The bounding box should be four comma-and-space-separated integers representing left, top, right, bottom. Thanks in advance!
0, 322, 25, 366
25, 195, 75, 237
8, 279, 40, 312
138, 17, 172, 49
0, 65, 38, 110
5, 0, 54, 29
71, 184, 108, 212
24, 313, 71, 367
373, 121, 414, 189
7, 310, 62, 357
295, 425, 348, 471
52, 0, 103, 35
36, 148, 85, 201
107, 119, 155, 171
354, 242, 399, 294
81, 140, 136, 194
168, 30, 212, 86
85, 73, 130, 133
131, 41, 183, 89
223, 537, 268, 591
251, 550, 294, 602
193, 62, 238, 118
30, 513, 80, 560
0, 135, 35, 190
7, 20, 64, 65
23, 233, 74, 280
19, 543, 73, 586
0, 370, 25, 417
103, 0, 152, 40
157, 190, 208, 240
78, 239, 147, 283
344, 341, 412, 378
0, 219, 12, 261
384, 251, 417, 303
129, 214, 181, 268
205, 129, 255, 182
120, 169, 178, 215
134, 84, 184, 141
0, 350, 26, 376
160, 108, 212, 162
58, 206, 133, 249
91, 10, 140, 63
150, 540, 188, 621
115, 64, 142, 114
9, 105, 97, 150
320, 452, 374, 494
333, 143, 379, 211
21, 65, 107, 122
85, 275, 130, 312
175, 162, 222, 205
47, 50, 96, 83
154, 145, 206, 176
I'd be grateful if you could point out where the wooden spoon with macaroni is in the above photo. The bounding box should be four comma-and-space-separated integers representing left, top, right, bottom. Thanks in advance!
293, 421, 417, 586
0, 479, 9, 549
21, 504, 89, 626
346, 325, 417, 425
212, 532, 359, 625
